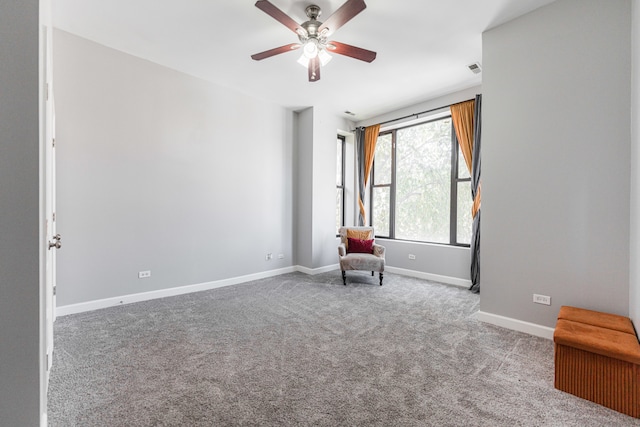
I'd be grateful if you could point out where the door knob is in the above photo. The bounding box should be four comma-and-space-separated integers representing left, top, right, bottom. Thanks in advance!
48, 234, 61, 250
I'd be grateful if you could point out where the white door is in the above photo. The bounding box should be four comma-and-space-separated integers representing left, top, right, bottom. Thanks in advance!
44, 25, 58, 378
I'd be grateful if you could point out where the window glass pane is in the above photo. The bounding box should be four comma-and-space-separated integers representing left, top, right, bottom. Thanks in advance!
395, 119, 451, 243
458, 145, 470, 179
374, 134, 392, 185
457, 181, 473, 244
336, 138, 343, 186
336, 188, 343, 233
372, 187, 390, 237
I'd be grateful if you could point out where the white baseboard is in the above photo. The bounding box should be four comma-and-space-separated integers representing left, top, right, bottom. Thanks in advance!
56, 264, 472, 317
294, 264, 340, 275
56, 266, 297, 317
475, 311, 555, 340
384, 266, 472, 289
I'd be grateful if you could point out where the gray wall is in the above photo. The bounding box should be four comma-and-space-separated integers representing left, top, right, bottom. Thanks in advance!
0, 1, 41, 425
54, 30, 295, 306
312, 108, 353, 268
294, 107, 353, 270
482, 0, 632, 328
380, 240, 470, 282
294, 108, 314, 268
631, 0, 640, 327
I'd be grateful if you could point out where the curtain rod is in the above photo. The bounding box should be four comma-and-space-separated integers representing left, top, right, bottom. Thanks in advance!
356, 97, 475, 129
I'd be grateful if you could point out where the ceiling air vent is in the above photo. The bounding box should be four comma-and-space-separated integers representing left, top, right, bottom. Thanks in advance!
468, 62, 482, 74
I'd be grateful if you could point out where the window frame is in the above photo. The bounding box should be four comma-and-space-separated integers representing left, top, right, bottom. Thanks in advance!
369, 115, 471, 247
450, 133, 472, 246
336, 135, 346, 235
371, 130, 395, 238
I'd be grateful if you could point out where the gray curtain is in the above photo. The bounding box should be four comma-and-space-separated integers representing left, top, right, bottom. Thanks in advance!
355, 127, 366, 226
470, 94, 482, 293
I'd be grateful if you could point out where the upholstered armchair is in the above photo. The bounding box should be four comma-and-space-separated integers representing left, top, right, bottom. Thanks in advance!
338, 226, 385, 286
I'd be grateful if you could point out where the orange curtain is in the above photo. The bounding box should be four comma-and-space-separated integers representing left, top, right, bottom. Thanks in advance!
450, 100, 480, 218
451, 100, 474, 176
358, 124, 381, 223
363, 124, 380, 186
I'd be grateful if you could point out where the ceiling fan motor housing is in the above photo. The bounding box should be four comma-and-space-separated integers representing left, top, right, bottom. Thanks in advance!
300, 5, 323, 41
305, 5, 321, 20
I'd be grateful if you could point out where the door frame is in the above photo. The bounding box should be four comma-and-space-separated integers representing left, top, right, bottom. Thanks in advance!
40, 1, 55, 425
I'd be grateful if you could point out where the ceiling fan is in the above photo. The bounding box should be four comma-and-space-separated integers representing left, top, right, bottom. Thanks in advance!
251, 0, 377, 82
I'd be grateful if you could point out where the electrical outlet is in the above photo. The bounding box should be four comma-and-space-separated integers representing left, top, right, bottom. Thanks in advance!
138, 270, 151, 279
408, 254, 416, 260
533, 294, 551, 305
265, 253, 273, 261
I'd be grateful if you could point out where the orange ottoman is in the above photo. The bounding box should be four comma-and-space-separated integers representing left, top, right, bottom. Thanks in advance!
553, 306, 640, 418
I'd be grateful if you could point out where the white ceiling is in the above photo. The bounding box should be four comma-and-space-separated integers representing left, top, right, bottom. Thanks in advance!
53, 0, 556, 122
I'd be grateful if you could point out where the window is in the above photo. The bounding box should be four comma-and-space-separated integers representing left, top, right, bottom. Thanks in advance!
336, 135, 346, 234
371, 116, 471, 246
454, 144, 473, 245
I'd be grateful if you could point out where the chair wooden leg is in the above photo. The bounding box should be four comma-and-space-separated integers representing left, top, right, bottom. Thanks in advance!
342, 270, 346, 286
379, 272, 383, 286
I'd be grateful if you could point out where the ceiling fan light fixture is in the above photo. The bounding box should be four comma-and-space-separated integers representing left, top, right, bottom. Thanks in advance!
298, 48, 331, 68
302, 38, 319, 59
318, 49, 332, 66
297, 54, 310, 68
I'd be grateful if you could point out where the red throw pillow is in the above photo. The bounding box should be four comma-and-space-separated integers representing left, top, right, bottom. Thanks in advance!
347, 237, 374, 254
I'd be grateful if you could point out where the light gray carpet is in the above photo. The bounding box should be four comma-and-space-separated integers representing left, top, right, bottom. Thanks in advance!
48, 271, 640, 426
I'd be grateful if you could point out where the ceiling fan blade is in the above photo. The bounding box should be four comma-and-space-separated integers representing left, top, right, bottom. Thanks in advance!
255, 0, 307, 36
327, 41, 376, 62
308, 57, 320, 82
318, 0, 367, 36
251, 43, 301, 61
